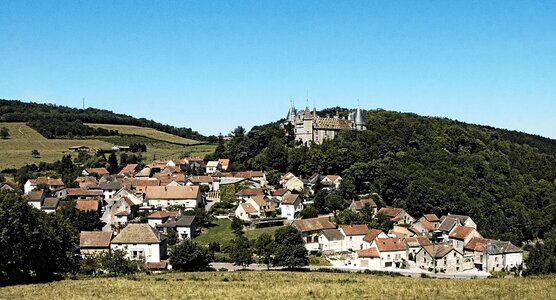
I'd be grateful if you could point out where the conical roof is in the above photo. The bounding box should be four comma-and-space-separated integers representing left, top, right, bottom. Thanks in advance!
354, 107, 366, 126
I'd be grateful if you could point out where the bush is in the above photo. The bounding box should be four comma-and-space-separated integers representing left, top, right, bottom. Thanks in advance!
170, 240, 213, 271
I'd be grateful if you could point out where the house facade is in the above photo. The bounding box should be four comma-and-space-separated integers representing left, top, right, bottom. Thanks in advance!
110, 224, 168, 263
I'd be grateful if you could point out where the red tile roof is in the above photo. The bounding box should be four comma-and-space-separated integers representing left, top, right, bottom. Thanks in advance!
282, 193, 301, 205
357, 247, 380, 258
449, 226, 475, 240
340, 224, 370, 236
80, 231, 112, 248
235, 188, 265, 196
75, 200, 100, 212
85, 168, 110, 176
363, 229, 385, 243
292, 217, 336, 233
417, 217, 435, 231
378, 207, 404, 218
148, 210, 180, 219
375, 238, 406, 252
423, 214, 440, 222
464, 237, 486, 252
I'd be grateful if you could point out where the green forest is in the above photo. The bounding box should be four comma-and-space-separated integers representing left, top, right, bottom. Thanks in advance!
212, 108, 556, 247
0, 99, 212, 142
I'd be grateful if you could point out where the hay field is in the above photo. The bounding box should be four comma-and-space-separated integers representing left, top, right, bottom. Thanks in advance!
86, 123, 199, 145
0, 271, 554, 300
0, 123, 110, 169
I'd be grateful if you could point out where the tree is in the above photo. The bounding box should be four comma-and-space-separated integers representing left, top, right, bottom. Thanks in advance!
231, 216, 244, 235
273, 226, 308, 269
167, 228, 179, 246
170, 240, 213, 271
298, 206, 319, 219
214, 134, 226, 158
0, 127, 9, 139
229, 234, 253, 269
31, 149, 40, 158
98, 249, 141, 275
60, 201, 104, 231
0, 191, 80, 282
184, 208, 213, 229
254, 233, 275, 270
107, 152, 119, 174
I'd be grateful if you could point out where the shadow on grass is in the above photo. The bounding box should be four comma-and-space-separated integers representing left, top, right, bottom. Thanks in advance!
0, 274, 65, 288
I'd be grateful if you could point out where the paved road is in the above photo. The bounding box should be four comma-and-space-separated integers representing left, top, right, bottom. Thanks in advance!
210, 263, 491, 279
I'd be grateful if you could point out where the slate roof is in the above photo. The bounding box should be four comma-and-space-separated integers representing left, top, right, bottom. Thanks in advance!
157, 215, 196, 228
438, 217, 458, 233
292, 217, 336, 233
80, 231, 112, 248
111, 224, 166, 244
484, 239, 522, 254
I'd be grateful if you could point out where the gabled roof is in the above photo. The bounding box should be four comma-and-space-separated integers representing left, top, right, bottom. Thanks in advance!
148, 210, 180, 219
375, 238, 406, 252
323, 175, 341, 182
157, 215, 196, 228
75, 200, 100, 212
215, 171, 264, 179
271, 188, 289, 197
449, 226, 475, 240
85, 168, 110, 176
363, 229, 385, 243
320, 229, 345, 241
144, 186, 199, 200
416, 217, 435, 231
115, 211, 130, 217
66, 188, 104, 197
111, 224, 166, 244
235, 188, 265, 197
282, 193, 301, 205
422, 244, 459, 258
118, 164, 138, 176
206, 161, 220, 167
357, 247, 380, 258
188, 176, 213, 184
80, 231, 112, 248
484, 239, 522, 254
292, 217, 336, 233
240, 203, 258, 214
41, 197, 59, 209
464, 237, 486, 252
250, 195, 267, 207
29, 176, 64, 187
404, 236, 433, 247
340, 224, 369, 236
218, 159, 230, 166
438, 217, 458, 232
377, 207, 404, 218
351, 197, 377, 210
423, 214, 440, 222
25, 190, 45, 202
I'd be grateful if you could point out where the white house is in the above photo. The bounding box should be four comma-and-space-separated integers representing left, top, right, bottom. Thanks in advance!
24, 177, 64, 194
144, 186, 202, 209
371, 237, 408, 268
98, 176, 122, 201
416, 244, 464, 273
25, 190, 46, 210
41, 197, 60, 214
110, 224, 168, 263
361, 229, 389, 249
339, 224, 370, 251
280, 193, 303, 220
206, 161, 221, 174
283, 176, 304, 192
292, 217, 336, 251
156, 215, 197, 240
147, 210, 181, 228
320, 175, 342, 190
235, 202, 260, 221
464, 237, 523, 272
377, 207, 416, 225
354, 247, 382, 269
448, 226, 483, 253
318, 229, 346, 253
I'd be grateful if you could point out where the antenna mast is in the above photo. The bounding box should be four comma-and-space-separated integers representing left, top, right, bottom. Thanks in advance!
82, 97, 85, 109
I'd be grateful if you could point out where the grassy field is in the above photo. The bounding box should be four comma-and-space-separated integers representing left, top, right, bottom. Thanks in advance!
86, 123, 199, 145
0, 272, 554, 300
195, 219, 283, 246
0, 122, 215, 170
0, 123, 111, 170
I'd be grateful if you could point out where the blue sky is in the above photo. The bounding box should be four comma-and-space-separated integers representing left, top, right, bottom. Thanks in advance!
1, 1, 555, 137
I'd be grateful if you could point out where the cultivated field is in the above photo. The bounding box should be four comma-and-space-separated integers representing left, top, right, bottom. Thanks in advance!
86, 123, 199, 145
0, 123, 215, 170
0, 123, 111, 169
0, 272, 554, 300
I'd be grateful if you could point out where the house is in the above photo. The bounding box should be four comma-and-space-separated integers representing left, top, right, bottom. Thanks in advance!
404, 236, 433, 259
439, 214, 477, 231
416, 244, 464, 273
235, 203, 260, 221
377, 207, 416, 225
110, 196, 139, 225
292, 217, 336, 251
371, 237, 408, 268
41, 197, 60, 213
422, 214, 441, 229
235, 188, 265, 201
80, 231, 112, 255
25, 190, 46, 209
75, 199, 101, 213
75, 176, 99, 189
413, 216, 436, 235
185, 176, 213, 190
147, 210, 181, 228
24, 177, 64, 194
283, 175, 304, 192
206, 161, 221, 174
354, 247, 382, 269
464, 237, 523, 272
110, 224, 168, 263
281, 193, 303, 220
349, 197, 378, 216
391, 225, 416, 239
82, 167, 110, 177
144, 186, 202, 209
320, 175, 342, 189
218, 159, 230, 171
271, 188, 289, 201
156, 215, 197, 240
340, 224, 370, 251
98, 176, 123, 200
0, 182, 16, 192
118, 163, 139, 178
449, 226, 483, 253
318, 229, 346, 253
65, 188, 104, 200
212, 171, 266, 190
362, 229, 389, 249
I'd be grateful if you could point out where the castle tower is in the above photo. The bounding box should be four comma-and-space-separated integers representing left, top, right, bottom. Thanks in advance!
353, 107, 367, 131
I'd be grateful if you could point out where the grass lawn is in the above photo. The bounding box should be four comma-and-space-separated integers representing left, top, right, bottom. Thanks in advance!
1, 272, 554, 300
194, 218, 283, 246
86, 123, 199, 145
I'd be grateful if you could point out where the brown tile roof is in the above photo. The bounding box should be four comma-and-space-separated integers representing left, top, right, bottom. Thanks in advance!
292, 217, 336, 233
464, 237, 486, 252
118, 164, 138, 176
25, 190, 45, 202
148, 210, 180, 219
271, 188, 289, 197
323, 175, 340, 182
135, 179, 161, 187
313, 117, 353, 130
30, 176, 64, 187
145, 261, 168, 270
378, 207, 404, 218
423, 214, 440, 222
340, 224, 370, 236
357, 247, 380, 258
250, 195, 267, 207
80, 231, 112, 248
375, 238, 406, 252
235, 188, 265, 196
217, 171, 264, 179
144, 186, 199, 200
85, 168, 110, 176
218, 159, 230, 166
282, 193, 300, 205
188, 176, 213, 184
66, 188, 104, 197
392, 226, 415, 238
115, 211, 130, 216
351, 197, 377, 210
111, 224, 166, 244
417, 217, 435, 231
41, 197, 59, 209
404, 236, 433, 247
363, 229, 385, 243
75, 176, 99, 189
75, 200, 100, 212
449, 226, 475, 240
240, 203, 258, 214
422, 244, 458, 258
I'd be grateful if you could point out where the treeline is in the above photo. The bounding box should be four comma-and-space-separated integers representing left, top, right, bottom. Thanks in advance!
0, 99, 211, 141
216, 109, 556, 246
28, 117, 118, 138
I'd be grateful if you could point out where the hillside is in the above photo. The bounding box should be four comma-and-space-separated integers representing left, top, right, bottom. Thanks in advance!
86, 124, 199, 145
0, 272, 553, 299
0, 122, 214, 170
217, 108, 556, 245
0, 99, 212, 142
